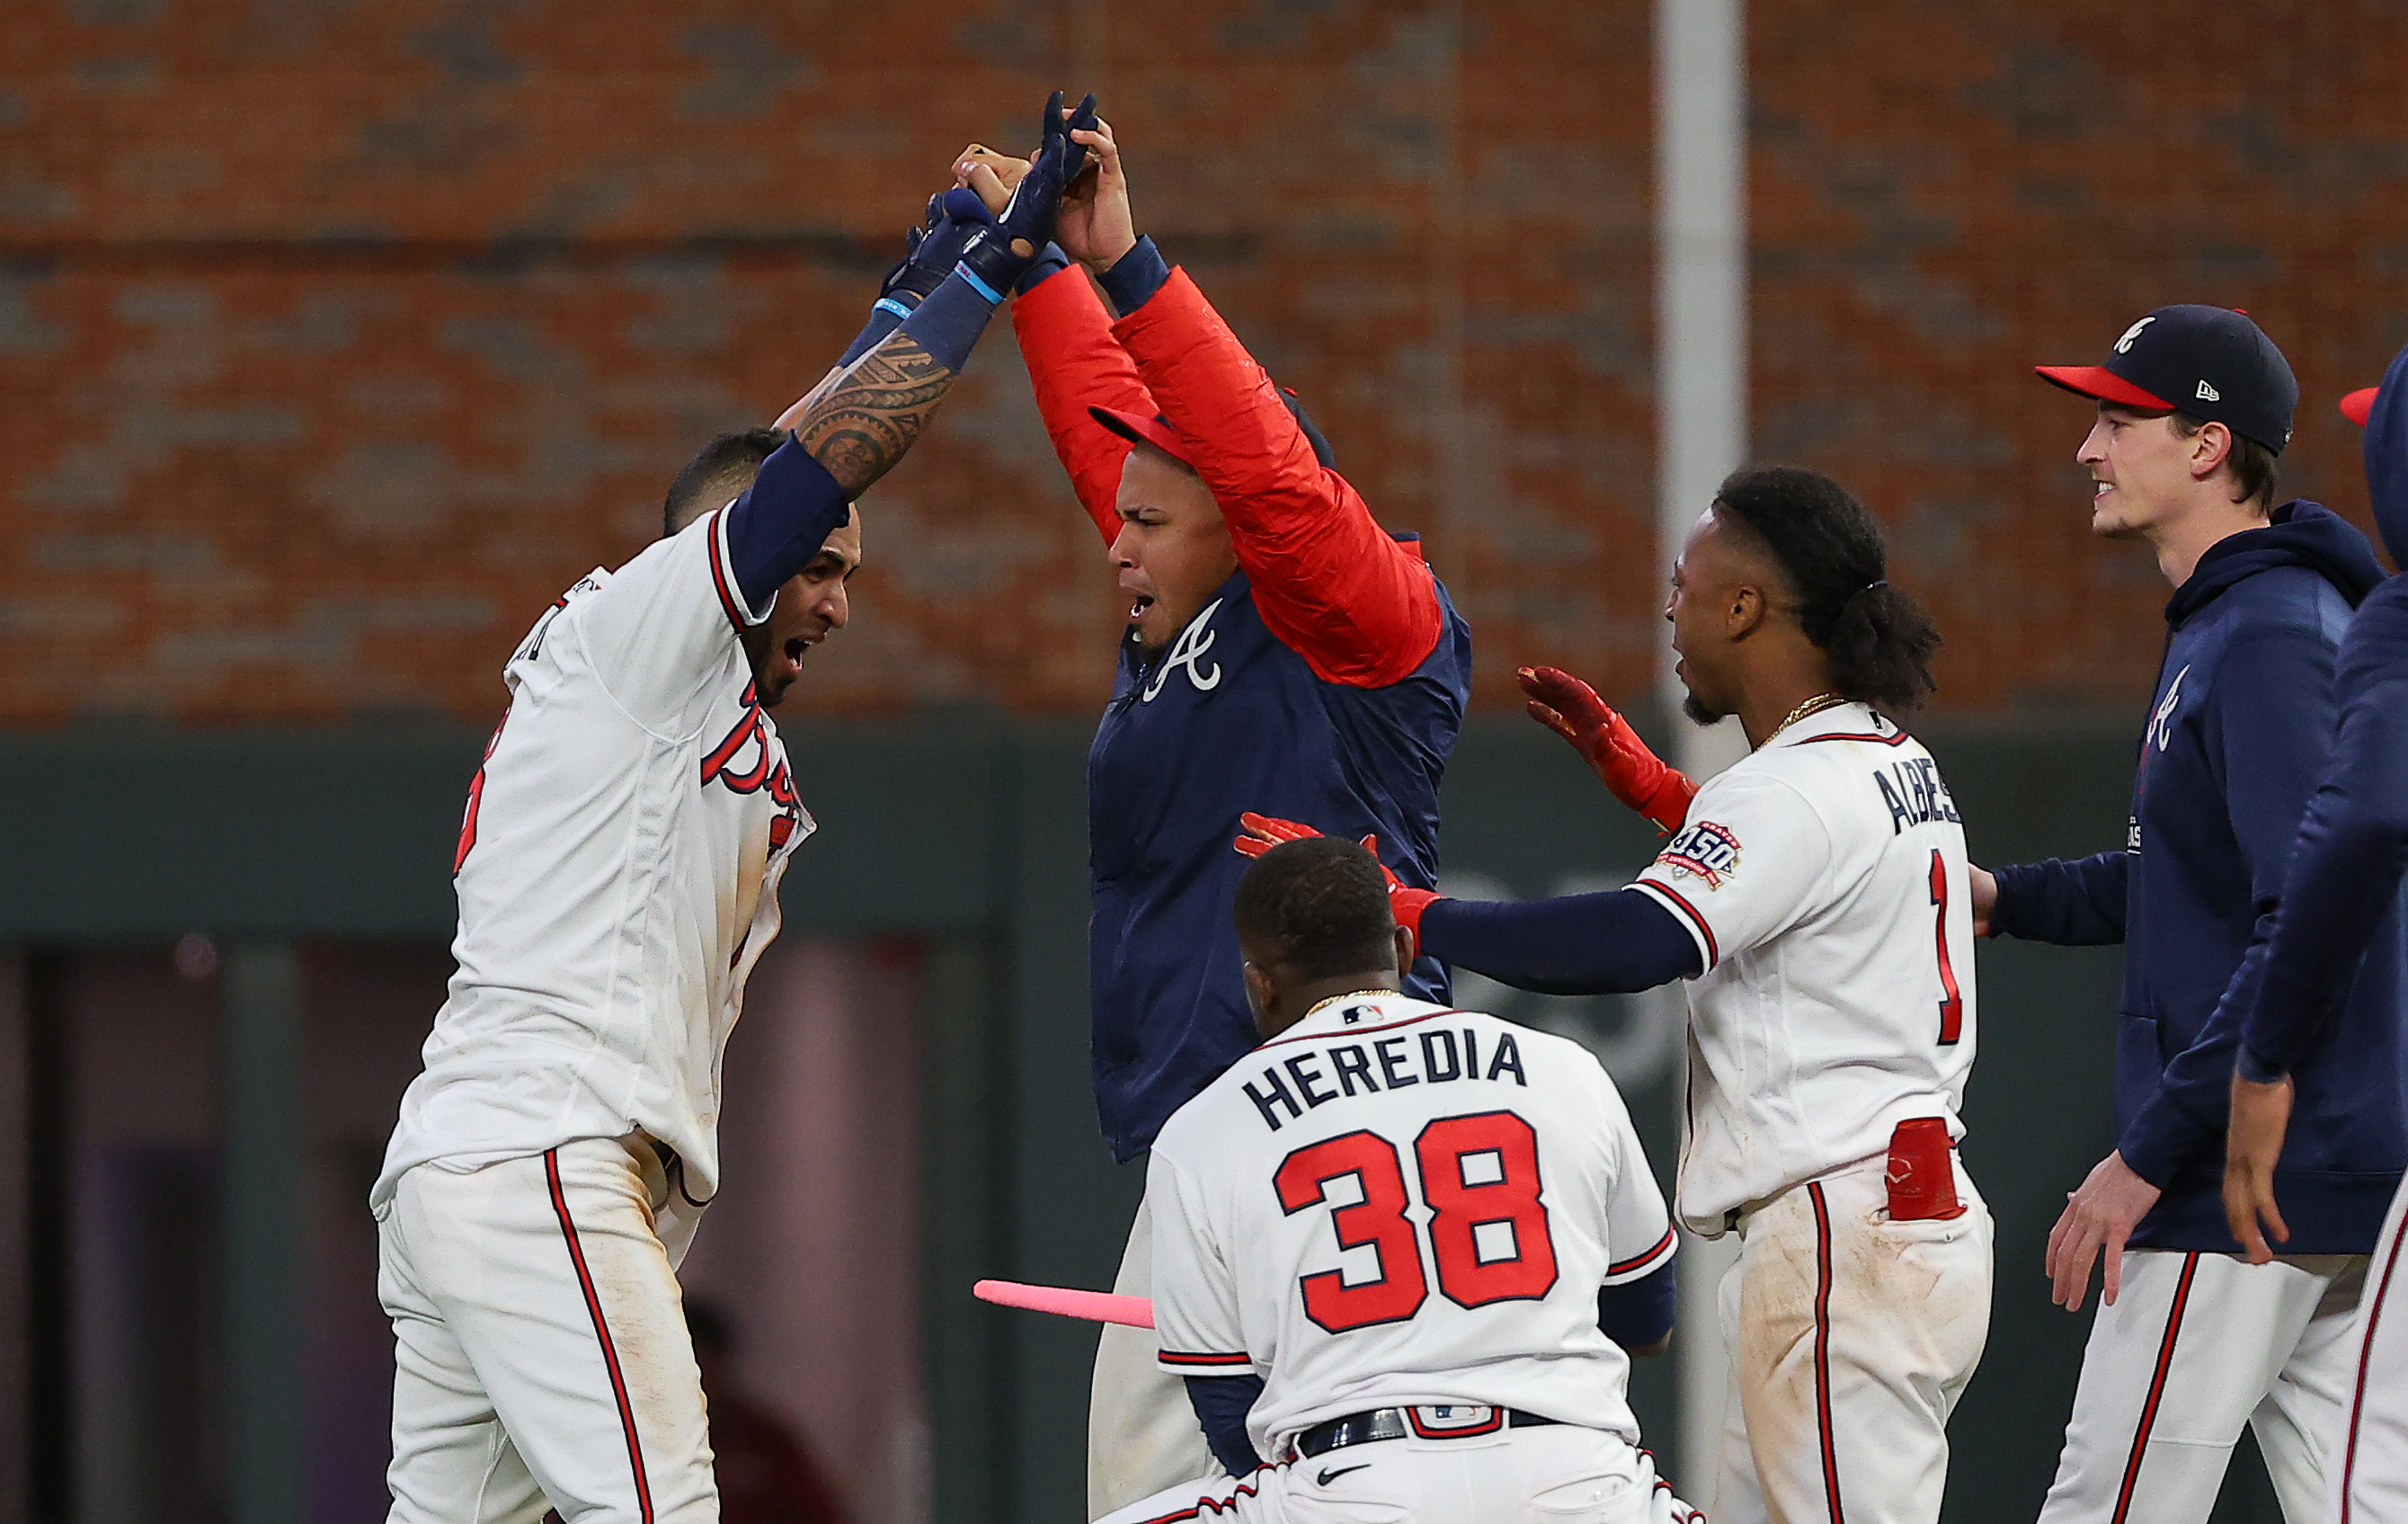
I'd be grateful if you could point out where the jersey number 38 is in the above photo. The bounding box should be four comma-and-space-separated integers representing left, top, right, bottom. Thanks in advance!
1274, 1110, 1558, 1333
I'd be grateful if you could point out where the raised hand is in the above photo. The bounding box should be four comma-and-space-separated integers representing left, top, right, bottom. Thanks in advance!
958, 91, 1096, 294
1057, 113, 1136, 272
1232, 814, 1441, 956
1518, 666, 1697, 833
954, 144, 1030, 217
879, 187, 997, 304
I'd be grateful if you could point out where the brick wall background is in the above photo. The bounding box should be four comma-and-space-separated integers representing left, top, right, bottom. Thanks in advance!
1, 0, 2401, 726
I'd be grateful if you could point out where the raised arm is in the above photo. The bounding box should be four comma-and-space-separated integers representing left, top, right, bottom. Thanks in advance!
1060, 119, 1442, 687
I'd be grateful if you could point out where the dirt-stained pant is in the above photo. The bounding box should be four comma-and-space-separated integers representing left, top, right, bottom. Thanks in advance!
2037, 1246, 2361, 1524
1711, 1151, 1994, 1524
378, 1137, 715, 1524
1088, 1175, 1221, 1519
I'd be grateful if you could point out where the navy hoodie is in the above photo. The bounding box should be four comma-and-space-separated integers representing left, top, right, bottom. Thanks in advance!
2228, 343, 2408, 1153
1992, 499, 2394, 1252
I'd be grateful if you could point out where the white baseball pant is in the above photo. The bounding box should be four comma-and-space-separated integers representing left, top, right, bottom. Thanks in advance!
1711, 1151, 1994, 1524
2034, 1245, 2362, 1524
378, 1136, 715, 1524
1094, 1421, 1701, 1524
2334, 1177, 2408, 1524
1090, 1174, 1222, 1518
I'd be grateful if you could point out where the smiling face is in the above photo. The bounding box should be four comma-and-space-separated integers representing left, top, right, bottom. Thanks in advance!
744, 506, 859, 709
2078, 403, 2227, 539
1111, 443, 1237, 655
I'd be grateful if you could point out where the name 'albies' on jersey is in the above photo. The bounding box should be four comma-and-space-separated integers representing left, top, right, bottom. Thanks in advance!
1630, 701, 1974, 1233
373, 506, 812, 1210
1147, 994, 1676, 1462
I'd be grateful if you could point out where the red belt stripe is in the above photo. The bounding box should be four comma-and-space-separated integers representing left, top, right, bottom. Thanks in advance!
546, 1148, 657, 1524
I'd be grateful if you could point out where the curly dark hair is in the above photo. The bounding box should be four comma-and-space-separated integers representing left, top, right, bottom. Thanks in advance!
1233, 836, 1397, 983
1710, 466, 1942, 716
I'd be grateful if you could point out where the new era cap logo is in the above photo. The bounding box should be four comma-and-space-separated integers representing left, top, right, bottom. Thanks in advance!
2115, 316, 2155, 353
2197, 379, 2220, 402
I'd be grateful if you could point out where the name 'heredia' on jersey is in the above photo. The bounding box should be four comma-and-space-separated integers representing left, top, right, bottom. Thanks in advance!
1240, 1020, 1528, 1133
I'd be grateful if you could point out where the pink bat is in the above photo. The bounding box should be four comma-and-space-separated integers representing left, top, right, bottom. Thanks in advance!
973, 1279, 1156, 1329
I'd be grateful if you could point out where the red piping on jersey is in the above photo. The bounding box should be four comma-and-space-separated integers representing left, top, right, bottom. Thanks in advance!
1160, 1350, 1255, 1369
1635, 882, 1719, 967
2111, 1251, 2199, 1524
2340, 1219, 2408, 1522
546, 1149, 657, 1524
1792, 728, 1913, 749
704, 506, 750, 634
1253, 1008, 1470, 1051
1608, 1224, 1677, 1279
1809, 1182, 1845, 1524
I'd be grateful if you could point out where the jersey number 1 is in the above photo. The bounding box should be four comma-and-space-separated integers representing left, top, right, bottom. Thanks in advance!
1928, 849, 1964, 1045
1273, 1110, 1559, 1334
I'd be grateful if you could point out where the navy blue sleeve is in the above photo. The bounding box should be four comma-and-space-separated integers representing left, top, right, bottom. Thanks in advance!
1184, 1374, 1265, 1476
2119, 623, 2342, 1187
839, 293, 916, 366
1417, 890, 1702, 996
1989, 851, 2128, 945
1596, 1257, 1676, 1352
1097, 235, 1172, 316
724, 435, 853, 615
2237, 593, 2408, 1078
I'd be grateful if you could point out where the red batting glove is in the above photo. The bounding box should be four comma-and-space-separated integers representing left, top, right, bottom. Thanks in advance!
1232, 814, 1443, 958
1517, 666, 1697, 833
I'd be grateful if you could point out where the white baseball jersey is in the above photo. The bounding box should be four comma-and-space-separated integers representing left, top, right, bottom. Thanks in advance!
1146, 993, 1677, 1462
373, 505, 812, 1210
1629, 700, 1975, 1234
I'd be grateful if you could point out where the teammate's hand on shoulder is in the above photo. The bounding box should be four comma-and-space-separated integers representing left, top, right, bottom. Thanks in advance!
2043, 1150, 2161, 1312
1233, 815, 1439, 956
1516, 666, 1696, 833
1057, 113, 1137, 272
2224, 1071, 2295, 1264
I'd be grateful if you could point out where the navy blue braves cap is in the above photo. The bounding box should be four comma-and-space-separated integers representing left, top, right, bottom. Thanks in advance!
2036, 305, 2298, 454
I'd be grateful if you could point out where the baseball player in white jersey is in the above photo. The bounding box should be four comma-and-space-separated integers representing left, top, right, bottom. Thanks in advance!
1100, 835, 1697, 1524
1309, 466, 1995, 1524
369, 95, 1094, 1524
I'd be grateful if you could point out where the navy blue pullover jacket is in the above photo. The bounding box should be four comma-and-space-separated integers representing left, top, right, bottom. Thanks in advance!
1992, 500, 2395, 1252
2229, 345, 2408, 1143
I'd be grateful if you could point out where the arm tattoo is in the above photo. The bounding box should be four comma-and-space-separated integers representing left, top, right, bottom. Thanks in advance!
792, 333, 955, 498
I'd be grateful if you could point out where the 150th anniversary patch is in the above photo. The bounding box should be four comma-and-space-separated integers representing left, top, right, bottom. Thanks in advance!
1657, 819, 1742, 889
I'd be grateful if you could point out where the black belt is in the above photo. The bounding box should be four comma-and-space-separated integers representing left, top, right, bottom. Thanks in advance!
1295, 1406, 1560, 1458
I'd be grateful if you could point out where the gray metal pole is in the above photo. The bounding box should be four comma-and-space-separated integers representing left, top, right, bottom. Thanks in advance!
223, 940, 304, 1524
1655, 0, 1749, 1503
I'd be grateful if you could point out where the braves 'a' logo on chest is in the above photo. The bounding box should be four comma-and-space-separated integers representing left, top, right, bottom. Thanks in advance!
701, 681, 804, 848
1142, 599, 1226, 702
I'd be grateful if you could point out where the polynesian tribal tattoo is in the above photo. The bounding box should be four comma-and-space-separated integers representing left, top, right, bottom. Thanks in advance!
794, 333, 955, 498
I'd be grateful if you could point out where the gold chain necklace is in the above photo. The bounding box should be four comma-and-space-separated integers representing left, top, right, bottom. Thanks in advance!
1770, 691, 1848, 740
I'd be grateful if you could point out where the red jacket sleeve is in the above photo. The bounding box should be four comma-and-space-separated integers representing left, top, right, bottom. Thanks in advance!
1011, 267, 1153, 546
1110, 268, 1443, 689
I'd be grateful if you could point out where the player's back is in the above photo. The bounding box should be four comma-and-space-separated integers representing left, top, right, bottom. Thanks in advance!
1147, 994, 1675, 1461
374, 507, 813, 1211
